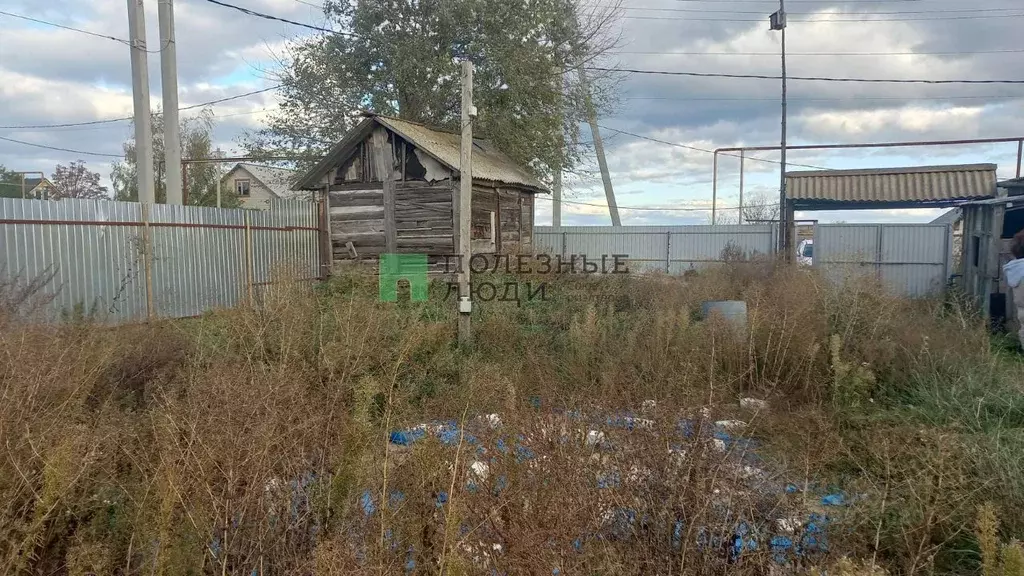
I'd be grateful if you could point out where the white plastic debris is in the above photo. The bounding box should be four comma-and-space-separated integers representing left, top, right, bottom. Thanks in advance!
641, 399, 657, 413
586, 430, 605, 446
776, 517, 802, 534
627, 465, 652, 483
482, 413, 502, 429
470, 460, 489, 481
700, 406, 712, 419
715, 419, 747, 431
669, 448, 687, 467
739, 397, 769, 411
712, 438, 728, 452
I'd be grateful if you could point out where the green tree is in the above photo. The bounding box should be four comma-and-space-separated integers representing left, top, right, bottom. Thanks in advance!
50, 160, 108, 200
0, 166, 22, 199
243, 0, 621, 183
111, 109, 242, 207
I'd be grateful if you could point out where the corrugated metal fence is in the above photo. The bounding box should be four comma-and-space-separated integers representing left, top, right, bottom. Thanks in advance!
1, 198, 321, 323
533, 225, 778, 273
813, 223, 952, 297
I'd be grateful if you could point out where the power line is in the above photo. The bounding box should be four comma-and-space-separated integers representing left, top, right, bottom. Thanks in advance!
620, 12, 1024, 22
608, 5, 1024, 15
595, 124, 830, 170
0, 86, 280, 130
0, 135, 121, 158
623, 94, 1024, 102
608, 48, 1024, 56
535, 195, 779, 212
590, 66, 1024, 85
201, 0, 359, 37
0, 10, 169, 53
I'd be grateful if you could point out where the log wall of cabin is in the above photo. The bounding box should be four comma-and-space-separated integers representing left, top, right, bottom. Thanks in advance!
395, 181, 455, 258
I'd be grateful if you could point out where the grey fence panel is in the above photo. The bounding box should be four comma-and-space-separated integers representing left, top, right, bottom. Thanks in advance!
814, 224, 951, 297
533, 225, 777, 274
0, 198, 321, 324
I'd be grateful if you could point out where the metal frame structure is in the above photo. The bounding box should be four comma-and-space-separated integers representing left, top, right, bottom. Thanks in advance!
710, 136, 1024, 250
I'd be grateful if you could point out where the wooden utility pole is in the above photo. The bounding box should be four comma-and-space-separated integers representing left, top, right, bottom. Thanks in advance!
580, 68, 621, 226
552, 66, 564, 227
127, 0, 155, 205
458, 61, 475, 344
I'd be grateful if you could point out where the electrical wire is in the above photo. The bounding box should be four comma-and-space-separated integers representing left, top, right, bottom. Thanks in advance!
595, 124, 830, 170
622, 95, 1023, 102
608, 48, 1024, 56
0, 10, 170, 53
201, 0, 359, 37
589, 66, 1024, 85
0, 86, 281, 130
605, 5, 1024, 15
0, 135, 122, 158
535, 195, 779, 212
620, 12, 1024, 22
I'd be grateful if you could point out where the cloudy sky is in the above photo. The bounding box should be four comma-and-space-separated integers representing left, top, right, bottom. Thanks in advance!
1, 0, 1023, 226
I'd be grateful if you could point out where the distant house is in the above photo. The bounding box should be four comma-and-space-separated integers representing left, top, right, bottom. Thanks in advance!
221, 163, 301, 209
2, 176, 59, 199
294, 112, 548, 270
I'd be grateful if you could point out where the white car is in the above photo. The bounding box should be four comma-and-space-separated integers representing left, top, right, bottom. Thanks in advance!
796, 239, 813, 266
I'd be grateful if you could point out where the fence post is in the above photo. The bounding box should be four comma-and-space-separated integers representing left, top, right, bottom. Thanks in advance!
244, 211, 254, 305
666, 231, 671, 273
561, 231, 567, 258
141, 203, 155, 320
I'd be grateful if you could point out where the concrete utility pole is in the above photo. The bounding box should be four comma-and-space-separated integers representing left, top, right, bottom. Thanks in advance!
127, 0, 156, 205
158, 0, 183, 205
580, 68, 621, 226
458, 60, 475, 345
552, 66, 564, 227
770, 0, 789, 253
738, 151, 745, 225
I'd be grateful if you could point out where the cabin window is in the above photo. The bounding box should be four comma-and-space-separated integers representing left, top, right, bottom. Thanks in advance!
235, 179, 251, 197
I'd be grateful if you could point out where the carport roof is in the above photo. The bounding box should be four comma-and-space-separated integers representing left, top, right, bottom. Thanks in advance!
785, 163, 997, 207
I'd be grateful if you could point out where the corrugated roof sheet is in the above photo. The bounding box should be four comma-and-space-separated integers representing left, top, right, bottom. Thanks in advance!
786, 163, 997, 203
375, 116, 547, 192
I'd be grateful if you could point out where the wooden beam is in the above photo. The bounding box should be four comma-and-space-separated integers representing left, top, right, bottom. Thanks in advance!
371, 128, 397, 254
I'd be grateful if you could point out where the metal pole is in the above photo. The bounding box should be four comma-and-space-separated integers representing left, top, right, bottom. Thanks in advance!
778, 0, 789, 254
581, 68, 621, 226
711, 152, 718, 225
216, 163, 222, 208
158, 0, 183, 205
738, 150, 745, 224
1017, 139, 1022, 179
127, 0, 155, 205
458, 60, 474, 345
20, 173, 25, 199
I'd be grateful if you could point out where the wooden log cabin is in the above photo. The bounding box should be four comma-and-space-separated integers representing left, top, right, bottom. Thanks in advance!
295, 113, 549, 272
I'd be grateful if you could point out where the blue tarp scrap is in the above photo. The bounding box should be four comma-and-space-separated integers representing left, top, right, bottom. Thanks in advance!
729, 521, 759, 561
678, 419, 696, 438
784, 483, 801, 494
390, 428, 426, 446
360, 490, 376, 517
405, 547, 416, 573
389, 490, 406, 508
821, 493, 846, 507
771, 535, 793, 564
672, 519, 685, 549
435, 491, 449, 507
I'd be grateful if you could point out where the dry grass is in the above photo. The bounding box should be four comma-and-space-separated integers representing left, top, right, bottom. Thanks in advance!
1, 260, 1022, 575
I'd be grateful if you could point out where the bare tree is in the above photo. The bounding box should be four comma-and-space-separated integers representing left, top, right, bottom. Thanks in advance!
741, 192, 781, 224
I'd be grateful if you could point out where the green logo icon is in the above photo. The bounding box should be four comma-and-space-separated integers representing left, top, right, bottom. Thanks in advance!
379, 253, 429, 302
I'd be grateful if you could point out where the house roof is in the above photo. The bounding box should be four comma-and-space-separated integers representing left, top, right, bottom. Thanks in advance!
295, 113, 548, 193
930, 208, 962, 226
785, 164, 997, 204
998, 177, 1024, 189
225, 164, 298, 198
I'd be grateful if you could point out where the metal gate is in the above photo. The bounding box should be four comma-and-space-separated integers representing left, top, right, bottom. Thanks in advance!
813, 223, 952, 297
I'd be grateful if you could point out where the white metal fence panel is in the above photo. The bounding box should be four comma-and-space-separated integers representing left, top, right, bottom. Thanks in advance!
0, 198, 320, 324
533, 225, 777, 273
813, 223, 951, 297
